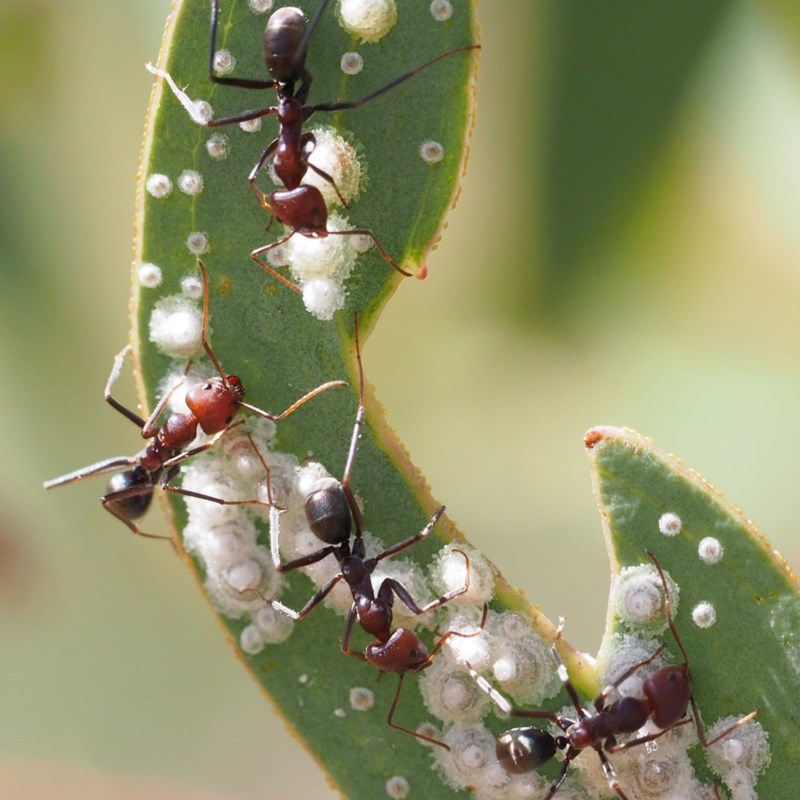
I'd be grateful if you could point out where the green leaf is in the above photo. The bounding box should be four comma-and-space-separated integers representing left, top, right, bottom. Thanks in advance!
586, 425, 797, 797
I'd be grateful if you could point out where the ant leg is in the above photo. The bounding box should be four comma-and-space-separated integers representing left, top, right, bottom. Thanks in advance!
340, 604, 367, 662
267, 483, 339, 571
248, 137, 280, 208
380, 547, 469, 616
272, 544, 340, 573
325, 229, 412, 277
593, 748, 631, 800
340, 312, 367, 536
139, 363, 194, 439
162, 427, 285, 517
605, 717, 692, 753
423, 603, 489, 665
692, 701, 759, 748
310, 45, 480, 114
385, 674, 449, 749
297, 132, 349, 209
250, 234, 304, 295
269, 571, 345, 620
370, 506, 445, 565
306, 163, 350, 209
467, 664, 565, 725
592, 645, 666, 713
101, 484, 172, 543
44, 455, 137, 490
207, 0, 280, 90
540, 758, 573, 800
145, 63, 279, 126
103, 345, 147, 427
240, 379, 347, 423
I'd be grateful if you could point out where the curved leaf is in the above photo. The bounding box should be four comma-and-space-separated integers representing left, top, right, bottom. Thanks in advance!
586, 426, 798, 797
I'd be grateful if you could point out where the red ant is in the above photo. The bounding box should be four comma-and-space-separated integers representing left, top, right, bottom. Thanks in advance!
468, 551, 758, 800
43, 260, 345, 540
264, 314, 484, 747
147, 1, 479, 294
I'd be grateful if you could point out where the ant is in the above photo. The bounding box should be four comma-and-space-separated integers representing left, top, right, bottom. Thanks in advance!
147, 0, 479, 294
264, 314, 484, 747
468, 551, 758, 800
43, 260, 345, 540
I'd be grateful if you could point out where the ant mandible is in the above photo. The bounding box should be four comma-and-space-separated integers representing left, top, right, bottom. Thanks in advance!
468, 551, 759, 800
43, 260, 345, 540
147, 0, 479, 293
264, 314, 483, 747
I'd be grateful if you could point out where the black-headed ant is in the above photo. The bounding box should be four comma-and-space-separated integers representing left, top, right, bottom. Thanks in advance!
43, 260, 345, 539
264, 314, 484, 747
468, 551, 758, 799
147, 0, 479, 293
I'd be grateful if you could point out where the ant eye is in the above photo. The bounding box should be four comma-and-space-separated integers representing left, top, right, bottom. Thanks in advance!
225, 415, 233, 424
204, 382, 213, 390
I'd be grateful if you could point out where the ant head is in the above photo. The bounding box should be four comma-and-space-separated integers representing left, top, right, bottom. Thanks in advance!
496, 727, 559, 775
305, 477, 352, 544
263, 6, 308, 84
365, 628, 430, 675
643, 664, 691, 730
185, 376, 243, 434
105, 466, 153, 521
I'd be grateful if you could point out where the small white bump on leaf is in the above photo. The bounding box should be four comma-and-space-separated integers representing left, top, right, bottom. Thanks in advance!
213, 49, 236, 75
185, 231, 209, 255
177, 169, 204, 196
420, 140, 445, 164
692, 601, 717, 629
658, 511, 682, 537
137, 262, 163, 288
385, 775, 410, 799
146, 173, 172, 198
349, 686, 375, 711
239, 117, 262, 133
338, 0, 397, 43
698, 536, 723, 564
180, 274, 203, 299
206, 133, 230, 160
430, 0, 453, 21
341, 52, 364, 75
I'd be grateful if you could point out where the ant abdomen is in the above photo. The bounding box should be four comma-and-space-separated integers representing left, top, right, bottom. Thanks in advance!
105, 467, 153, 520
497, 728, 558, 775
305, 478, 351, 544
604, 696, 650, 736
263, 7, 308, 84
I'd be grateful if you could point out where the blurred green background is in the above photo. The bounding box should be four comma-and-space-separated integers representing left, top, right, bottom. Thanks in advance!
3, 1, 800, 797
